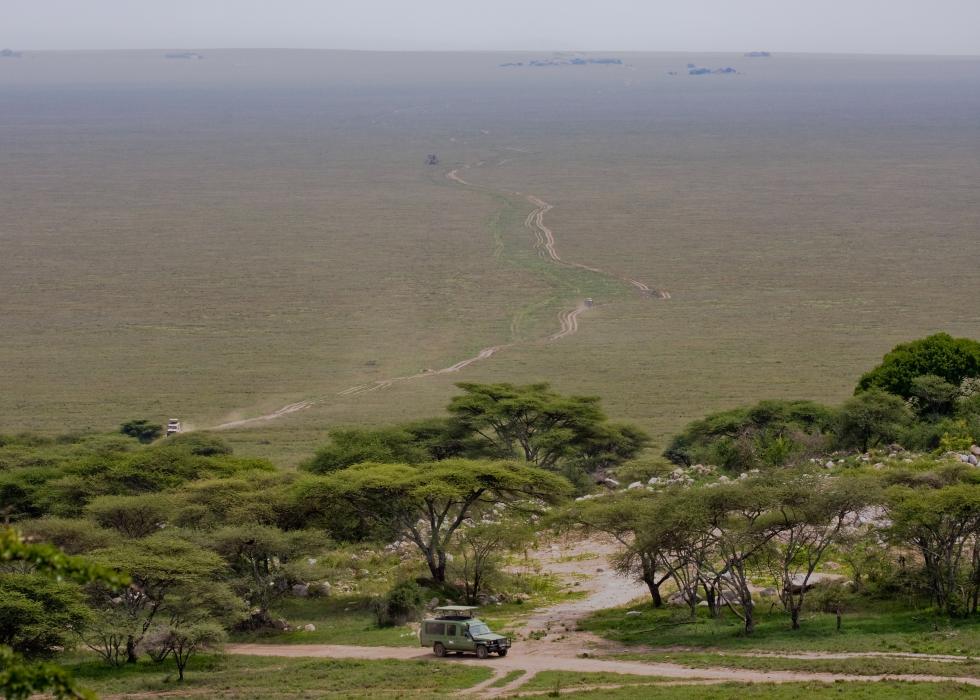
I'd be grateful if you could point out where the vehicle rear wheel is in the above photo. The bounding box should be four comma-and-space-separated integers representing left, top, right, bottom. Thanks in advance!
476, 645, 489, 659
433, 642, 446, 657
497, 649, 508, 657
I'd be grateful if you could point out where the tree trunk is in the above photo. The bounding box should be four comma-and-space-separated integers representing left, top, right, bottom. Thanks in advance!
424, 547, 447, 583
639, 555, 663, 608
126, 634, 138, 663
790, 606, 800, 630
836, 606, 842, 631
703, 585, 719, 619
744, 602, 755, 635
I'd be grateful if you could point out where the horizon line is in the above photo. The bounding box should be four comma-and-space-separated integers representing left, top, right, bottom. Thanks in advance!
5, 47, 980, 59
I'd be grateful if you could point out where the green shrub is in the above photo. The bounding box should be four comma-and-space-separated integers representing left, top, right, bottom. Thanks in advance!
373, 580, 427, 627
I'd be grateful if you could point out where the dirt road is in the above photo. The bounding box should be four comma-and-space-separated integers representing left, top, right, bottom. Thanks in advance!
212, 400, 315, 430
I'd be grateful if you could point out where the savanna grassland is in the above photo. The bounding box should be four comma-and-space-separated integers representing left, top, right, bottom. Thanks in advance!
2, 51, 979, 462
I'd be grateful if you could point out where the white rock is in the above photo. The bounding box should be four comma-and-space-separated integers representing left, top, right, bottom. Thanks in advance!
302, 623, 316, 632
625, 611, 642, 617
628, 481, 643, 490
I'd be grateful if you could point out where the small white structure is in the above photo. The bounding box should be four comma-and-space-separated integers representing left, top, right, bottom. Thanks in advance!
166, 418, 182, 435
584, 298, 594, 308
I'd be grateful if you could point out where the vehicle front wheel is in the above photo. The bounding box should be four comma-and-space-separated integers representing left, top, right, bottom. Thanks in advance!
476, 645, 489, 659
433, 642, 446, 657
497, 649, 508, 657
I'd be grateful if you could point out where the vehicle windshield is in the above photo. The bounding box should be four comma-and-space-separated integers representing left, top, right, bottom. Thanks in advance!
468, 624, 490, 636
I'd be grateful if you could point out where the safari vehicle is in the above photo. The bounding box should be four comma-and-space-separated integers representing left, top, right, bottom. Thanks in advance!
419, 606, 511, 659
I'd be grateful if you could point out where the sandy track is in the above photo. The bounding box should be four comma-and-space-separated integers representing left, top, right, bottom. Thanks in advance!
338, 344, 509, 397
211, 400, 315, 430
549, 304, 588, 341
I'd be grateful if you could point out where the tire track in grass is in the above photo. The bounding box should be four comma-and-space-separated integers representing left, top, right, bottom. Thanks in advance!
214, 150, 667, 425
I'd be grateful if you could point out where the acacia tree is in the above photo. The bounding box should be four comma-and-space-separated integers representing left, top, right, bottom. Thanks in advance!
85, 531, 236, 664
0, 527, 128, 700
767, 473, 880, 629
693, 480, 785, 634
836, 390, 912, 452
566, 491, 673, 608
142, 623, 225, 682
887, 482, 980, 616
207, 524, 309, 626
314, 459, 568, 582
450, 521, 532, 604
447, 383, 647, 479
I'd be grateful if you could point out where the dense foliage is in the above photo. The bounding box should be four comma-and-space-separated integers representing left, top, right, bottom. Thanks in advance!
857, 333, 980, 398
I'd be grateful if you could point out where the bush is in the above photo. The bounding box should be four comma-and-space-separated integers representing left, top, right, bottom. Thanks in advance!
857, 333, 980, 398
18, 517, 113, 554
372, 580, 427, 627
665, 400, 835, 471
119, 419, 162, 444
165, 433, 233, 456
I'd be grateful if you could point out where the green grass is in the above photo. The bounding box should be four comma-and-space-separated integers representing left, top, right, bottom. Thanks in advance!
519, 670, 677, 691
619, 652, 980, 679
519, 681, 980, 699
489, 669, 527, 688
67, 654, 492, 699
581, 603, 980, 655
232, 597, 419, 647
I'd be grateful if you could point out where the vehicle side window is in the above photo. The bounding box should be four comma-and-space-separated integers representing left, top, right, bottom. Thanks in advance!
425, 622, 445, 635
447, 624, 456, 636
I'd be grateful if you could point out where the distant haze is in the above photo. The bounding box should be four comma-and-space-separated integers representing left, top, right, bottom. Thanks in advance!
5, 0, 980, 55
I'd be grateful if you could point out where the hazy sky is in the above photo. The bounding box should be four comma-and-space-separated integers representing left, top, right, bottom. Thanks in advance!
5, 0, 980, 55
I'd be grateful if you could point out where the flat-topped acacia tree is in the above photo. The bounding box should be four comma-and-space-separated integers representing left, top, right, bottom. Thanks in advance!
315, 459, 569, 583
447, 382, 648, 479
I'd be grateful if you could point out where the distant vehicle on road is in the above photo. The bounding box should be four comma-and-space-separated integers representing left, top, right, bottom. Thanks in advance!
419, 606, 511, 659
166, 418, 182, 435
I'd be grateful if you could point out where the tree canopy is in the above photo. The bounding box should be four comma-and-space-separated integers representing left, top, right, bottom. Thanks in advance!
664, 400, 836, 471
307, 459, 569, 582
447, 382, 648, 480
857, 333, 980, 398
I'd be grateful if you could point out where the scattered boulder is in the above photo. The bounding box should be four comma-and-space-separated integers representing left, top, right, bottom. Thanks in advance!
302, 623, 317, 632
309, 581, 332, 597
600, 478, 620, 489
625, 610, 642, 617
627, 481, 643, 490
291, 584, 309, 598
784, 572, 845, 594
971, 445, 980, 456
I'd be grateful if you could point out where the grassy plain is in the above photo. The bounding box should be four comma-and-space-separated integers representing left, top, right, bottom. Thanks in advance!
65, 654, 491, 699
582, 603, 980, 655
515, 681, 979, 699
2, 51, 980, 464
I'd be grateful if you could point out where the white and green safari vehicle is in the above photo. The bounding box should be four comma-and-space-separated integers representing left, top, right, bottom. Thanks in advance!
419, 606, 511, 659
